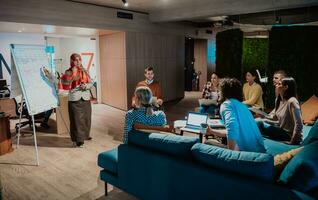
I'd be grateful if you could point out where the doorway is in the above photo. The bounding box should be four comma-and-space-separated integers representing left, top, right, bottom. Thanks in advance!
184, 38, 209, 92
184, 37, 194, 91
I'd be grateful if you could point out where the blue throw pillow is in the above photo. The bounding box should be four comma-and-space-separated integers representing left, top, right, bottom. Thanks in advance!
279, 140, 318, 192
128, 130, 199, 158
302, 120, 318, 145
191, 143, 274, 182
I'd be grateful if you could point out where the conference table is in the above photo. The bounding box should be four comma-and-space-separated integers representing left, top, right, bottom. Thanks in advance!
173, 118, 225, 143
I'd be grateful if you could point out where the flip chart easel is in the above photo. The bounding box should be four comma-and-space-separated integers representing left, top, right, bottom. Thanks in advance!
10, 44, 59, 166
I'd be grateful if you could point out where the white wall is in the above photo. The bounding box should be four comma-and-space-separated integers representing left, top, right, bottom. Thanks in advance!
0, 33, 99, 100
46, 37, 98, 82
0, 33, 45, 87
45, 37, 61, 72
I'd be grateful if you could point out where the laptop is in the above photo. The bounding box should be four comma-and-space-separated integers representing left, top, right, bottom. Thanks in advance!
181, 112, 208, 133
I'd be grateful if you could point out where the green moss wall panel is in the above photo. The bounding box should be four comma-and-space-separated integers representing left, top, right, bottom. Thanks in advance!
242, 38, 269, 76
268, 26, 318, 101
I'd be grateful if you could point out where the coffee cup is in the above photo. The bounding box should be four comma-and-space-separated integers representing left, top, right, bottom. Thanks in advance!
214, 108, 220, 118
200, 123, 208, 134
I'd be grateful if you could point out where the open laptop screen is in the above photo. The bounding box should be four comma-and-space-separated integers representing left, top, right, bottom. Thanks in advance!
187, 112, 208, 127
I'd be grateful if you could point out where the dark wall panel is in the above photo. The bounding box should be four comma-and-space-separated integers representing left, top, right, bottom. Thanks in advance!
268, 26, 318, 102
215, 29, 243, 80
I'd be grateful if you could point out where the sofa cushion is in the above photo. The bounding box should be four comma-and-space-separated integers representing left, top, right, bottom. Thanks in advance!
279, 140, 318, 192
97, 148, 118, 174
128, 130, 199, 158
264, 138, 299, 156
301, 95, 318, 125
302, 120, 318, 145
191, 143, 274, 182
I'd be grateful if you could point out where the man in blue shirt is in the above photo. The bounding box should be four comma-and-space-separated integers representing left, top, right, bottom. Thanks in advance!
206, 78, 265, 153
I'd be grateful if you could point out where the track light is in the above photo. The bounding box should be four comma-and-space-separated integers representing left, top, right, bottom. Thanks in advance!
122, 0, 128, 7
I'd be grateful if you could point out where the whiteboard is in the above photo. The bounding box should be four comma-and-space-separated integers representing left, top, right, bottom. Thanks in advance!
10, 44, 59, 115
10, 53, 22, 98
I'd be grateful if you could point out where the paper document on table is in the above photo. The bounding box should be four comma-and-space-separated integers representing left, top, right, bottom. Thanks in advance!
208, 119, 225, 128
249, 107, 269, 117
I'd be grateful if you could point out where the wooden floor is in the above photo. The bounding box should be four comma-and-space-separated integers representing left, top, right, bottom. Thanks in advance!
0, 92, 201, 200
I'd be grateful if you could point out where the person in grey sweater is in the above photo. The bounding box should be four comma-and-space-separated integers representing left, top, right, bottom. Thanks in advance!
257, 77, 303, 145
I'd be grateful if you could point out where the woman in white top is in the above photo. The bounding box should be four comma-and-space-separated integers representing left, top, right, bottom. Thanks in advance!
198, 72, 220, 115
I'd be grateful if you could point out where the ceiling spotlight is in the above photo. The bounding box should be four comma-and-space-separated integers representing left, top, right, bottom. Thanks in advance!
122, 0, 128, 7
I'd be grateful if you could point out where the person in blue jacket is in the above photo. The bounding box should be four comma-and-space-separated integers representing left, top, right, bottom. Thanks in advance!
206, 78, 266, 153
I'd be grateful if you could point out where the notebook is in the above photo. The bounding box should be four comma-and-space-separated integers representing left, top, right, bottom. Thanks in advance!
181, 112, 208, 133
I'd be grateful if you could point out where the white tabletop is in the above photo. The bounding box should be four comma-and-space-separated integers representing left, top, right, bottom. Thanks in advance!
173, 120, 187, 128
173, 119, 224, 128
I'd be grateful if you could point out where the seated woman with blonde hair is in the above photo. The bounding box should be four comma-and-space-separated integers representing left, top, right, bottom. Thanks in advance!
123, 86, 167, 144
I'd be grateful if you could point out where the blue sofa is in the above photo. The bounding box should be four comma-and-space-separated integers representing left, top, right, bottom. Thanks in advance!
98, 120, 318, 200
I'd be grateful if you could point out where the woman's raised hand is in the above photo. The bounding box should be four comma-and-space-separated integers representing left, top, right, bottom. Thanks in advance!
42, 67, 51, 79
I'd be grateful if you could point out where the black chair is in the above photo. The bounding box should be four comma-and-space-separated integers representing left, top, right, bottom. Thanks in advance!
0, 79, 10, 98
13, 98, 45, 134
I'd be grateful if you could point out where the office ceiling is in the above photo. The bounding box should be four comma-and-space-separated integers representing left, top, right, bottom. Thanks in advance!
71, 0, 318, 22
0, 22, 118, 36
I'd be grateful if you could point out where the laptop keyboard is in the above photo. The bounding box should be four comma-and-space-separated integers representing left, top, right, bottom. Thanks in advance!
185, 125, 200, 130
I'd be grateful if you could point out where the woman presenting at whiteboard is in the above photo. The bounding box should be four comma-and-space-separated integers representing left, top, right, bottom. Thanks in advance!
44, 53, 93, 147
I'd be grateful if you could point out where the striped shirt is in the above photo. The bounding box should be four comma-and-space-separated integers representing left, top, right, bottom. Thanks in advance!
123, 107, 167, 144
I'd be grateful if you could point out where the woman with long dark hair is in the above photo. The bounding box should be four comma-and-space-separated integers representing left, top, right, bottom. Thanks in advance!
242, 70, 264, 109
258, 77, 303, 144
206, 78, 265, 152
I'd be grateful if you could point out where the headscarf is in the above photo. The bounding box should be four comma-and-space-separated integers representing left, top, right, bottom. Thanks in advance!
59, 53, 91, 90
